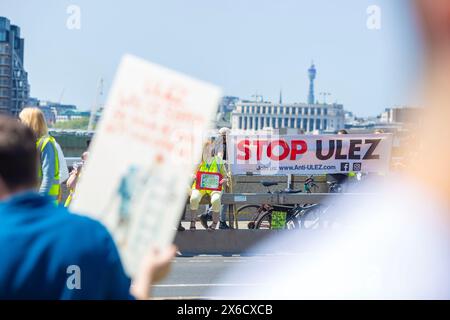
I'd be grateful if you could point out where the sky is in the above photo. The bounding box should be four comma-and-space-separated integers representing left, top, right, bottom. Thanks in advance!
0, 0, 422, 117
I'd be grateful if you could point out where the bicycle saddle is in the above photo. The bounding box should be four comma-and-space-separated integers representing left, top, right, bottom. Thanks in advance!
261, 181, 278, 187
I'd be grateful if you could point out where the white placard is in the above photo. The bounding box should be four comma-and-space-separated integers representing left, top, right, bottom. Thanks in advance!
71, 55, 222, 276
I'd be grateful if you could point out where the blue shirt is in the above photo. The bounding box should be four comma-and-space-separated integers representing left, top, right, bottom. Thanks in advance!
0, 192, 133, 300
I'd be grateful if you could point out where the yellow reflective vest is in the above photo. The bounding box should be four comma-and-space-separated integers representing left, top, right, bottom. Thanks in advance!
36, 135, 60, 199
192, 156, 226, 190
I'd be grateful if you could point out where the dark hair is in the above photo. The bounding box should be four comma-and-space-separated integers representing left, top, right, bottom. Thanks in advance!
337, 129, 348, 134
0, 115, 38, 190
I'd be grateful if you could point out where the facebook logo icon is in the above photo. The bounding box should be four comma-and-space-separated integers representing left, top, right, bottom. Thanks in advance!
340, 162, 350, 172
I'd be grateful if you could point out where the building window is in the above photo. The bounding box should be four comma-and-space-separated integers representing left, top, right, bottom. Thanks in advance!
257, 106, 261, 114
255, 118, 259, 130
311, 108, 315, 116
280, 107, 284, 114
277, 118, 282, 128
304, 108, 309, 115
0, 31, 7, 42
0, 67, 10, 76
272, 118, 276, 128
251, 106, 255, 113
309, 118, 314, 131
239, 116, 242, 129
323, 119, 328, 130
249, 117, 253, 129
324, 108, 328, 116
316, 119, 321, 130
286, 107, 290, 114
290, 118, 295, 128
244, 117, 248, 129
284, 118, 289, 127
266, 117, 270, 127
0, 44, 9, 54
302, 118, 308, 130
317, 108, 321, 116
267, 106, 271, 114
274, 107, 278, 114
262, 106, 266, 114
296, 118, 301, 128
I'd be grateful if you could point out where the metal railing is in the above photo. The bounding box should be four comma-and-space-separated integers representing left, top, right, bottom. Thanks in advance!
222, 192, 374, 206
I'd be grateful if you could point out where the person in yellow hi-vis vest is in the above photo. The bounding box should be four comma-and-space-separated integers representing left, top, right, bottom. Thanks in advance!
189, 140, 227, 230
19, 107, 60, 201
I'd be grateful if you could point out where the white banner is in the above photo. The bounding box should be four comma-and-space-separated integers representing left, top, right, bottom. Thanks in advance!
71, 55, 221, 277
227, 133, 393, 175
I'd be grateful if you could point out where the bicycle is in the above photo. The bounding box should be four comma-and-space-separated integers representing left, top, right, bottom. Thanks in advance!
237, 176, 319, 230
327, 181, 343, 193
298, 176, 348, 229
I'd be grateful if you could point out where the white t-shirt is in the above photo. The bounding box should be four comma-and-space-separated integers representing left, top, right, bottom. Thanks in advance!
212, 175, 450, 299
55, 142, 69, 184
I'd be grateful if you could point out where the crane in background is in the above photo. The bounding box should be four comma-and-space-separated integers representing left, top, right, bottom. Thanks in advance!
88, 77, 104, 131
58, 88, 65, 104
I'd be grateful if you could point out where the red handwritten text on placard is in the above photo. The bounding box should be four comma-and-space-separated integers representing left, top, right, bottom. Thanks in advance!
104, 80, 207, 160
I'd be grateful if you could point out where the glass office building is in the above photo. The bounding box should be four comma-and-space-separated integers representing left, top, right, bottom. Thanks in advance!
0, 17, 30, 116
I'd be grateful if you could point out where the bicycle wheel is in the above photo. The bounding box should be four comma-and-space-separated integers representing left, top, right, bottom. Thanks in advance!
285, 212, 300, 230
255, 210, 299, 230
255, 211, 272, 229
236, 205, 262, 229
300, 204, 323, 229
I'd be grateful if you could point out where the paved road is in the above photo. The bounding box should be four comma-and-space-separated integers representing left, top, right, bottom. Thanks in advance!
152, 255, 285, 299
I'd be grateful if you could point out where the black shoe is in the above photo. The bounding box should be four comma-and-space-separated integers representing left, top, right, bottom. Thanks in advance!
177, 223, 185, 231
199, 214, 209, 229
219, 221, 230, 230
